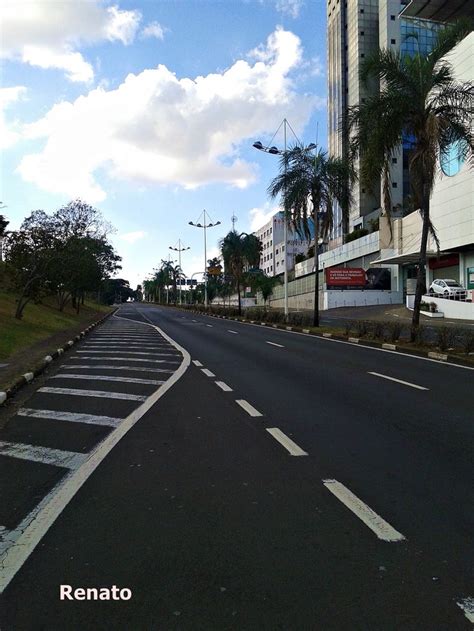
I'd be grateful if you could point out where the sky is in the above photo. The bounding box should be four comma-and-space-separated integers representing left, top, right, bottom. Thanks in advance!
0, 0, 327, 289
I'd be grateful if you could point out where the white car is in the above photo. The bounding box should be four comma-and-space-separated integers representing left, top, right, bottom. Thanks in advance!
429, 279, 467, 300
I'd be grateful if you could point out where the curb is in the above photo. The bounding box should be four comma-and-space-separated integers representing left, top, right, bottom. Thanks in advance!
0, 309, 116, 406
167, 305, 474, 370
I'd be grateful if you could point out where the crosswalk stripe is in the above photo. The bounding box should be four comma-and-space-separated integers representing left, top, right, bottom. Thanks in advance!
51, 374, 164, 385
0, 441, 86, 469
38, 387, 147, 401
61, 364, 173, 373
75, 350, 175, 356
68, 356, 180, 363
17, 408, 122, 427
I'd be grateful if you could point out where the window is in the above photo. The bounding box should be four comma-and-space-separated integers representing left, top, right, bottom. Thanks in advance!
392, 157, 397, 164
441, 139, 467, 177
361, 53, 365, 58
392, 182, 398, 188
391, 38, 396, 44
360, 31, 364, 36
391, 15, 395, 21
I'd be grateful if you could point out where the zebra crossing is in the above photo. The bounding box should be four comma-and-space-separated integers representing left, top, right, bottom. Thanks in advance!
0, 316, 185, 565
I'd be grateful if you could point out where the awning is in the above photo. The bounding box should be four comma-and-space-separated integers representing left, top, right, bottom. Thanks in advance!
370, 250, 441, 266
400, 0, 474, 22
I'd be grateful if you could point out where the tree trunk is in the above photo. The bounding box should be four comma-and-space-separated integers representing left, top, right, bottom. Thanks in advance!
237, 279, 242, 315
312, 200, 320, 327
411, 181, 430, 342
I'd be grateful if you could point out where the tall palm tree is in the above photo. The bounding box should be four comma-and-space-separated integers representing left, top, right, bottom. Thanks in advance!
268, 144, 355, 326
348, 20, 473, 341
220, 231, 263, 314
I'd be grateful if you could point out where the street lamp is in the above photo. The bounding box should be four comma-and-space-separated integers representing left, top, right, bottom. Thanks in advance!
169, 239, 190, 305
189, 210, 221, 308
253, 121, 317, 321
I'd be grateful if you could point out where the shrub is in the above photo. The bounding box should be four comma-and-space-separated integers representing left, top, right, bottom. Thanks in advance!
385, 321, 404, 343
371, 321, 386, 340
436, 326, 460, 352
411, 324, 427, 345
355, 320, 369, 337
460, 329, 474, 354
344, 320, 354, 336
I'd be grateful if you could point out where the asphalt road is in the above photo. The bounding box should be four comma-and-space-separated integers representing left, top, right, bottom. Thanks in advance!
1, 304, 472, 630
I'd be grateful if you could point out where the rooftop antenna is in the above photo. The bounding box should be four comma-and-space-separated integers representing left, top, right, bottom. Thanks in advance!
231, 213, 238, 232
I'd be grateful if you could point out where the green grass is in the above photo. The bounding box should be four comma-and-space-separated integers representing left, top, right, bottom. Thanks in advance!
0, 291, 111, 360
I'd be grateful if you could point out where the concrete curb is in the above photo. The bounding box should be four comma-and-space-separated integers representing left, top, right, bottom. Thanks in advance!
168, 305, 474, 370
0, 309, 116, 406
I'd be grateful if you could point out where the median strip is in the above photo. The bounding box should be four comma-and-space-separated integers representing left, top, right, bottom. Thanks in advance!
323, 479, 406, 542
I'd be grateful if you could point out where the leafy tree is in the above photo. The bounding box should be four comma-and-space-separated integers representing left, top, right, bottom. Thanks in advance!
348, 19, 473, 341
268, 144, 355, 326
250, 273, 281, 307
100, 278, 134, 305
220, 231, 263, 314
0, 211, 9, 264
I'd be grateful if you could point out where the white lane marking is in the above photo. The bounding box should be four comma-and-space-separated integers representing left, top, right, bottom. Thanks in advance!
457, 598, 474, 623
0, 313, 190, 594
51, 374, 164, 386
201, 368, 216, 377
227, 330, 238, 334
215, 381, 233, 392
368, 372, 428, 391
61, 365, 173, 374
0, 441, 86, 469
17, 408, 121, 427
236, 399, 263, 417
75, 350, 175, 356
192, 360, 203, 367
323, 480, 406, 542
266, 341, 285, 348
68, 356, 180, 364
205, 324, 213, 328
38, 387, 146, 402
192, 319, 197, 322
83, 342, 169, 347
266, 428, 308, 456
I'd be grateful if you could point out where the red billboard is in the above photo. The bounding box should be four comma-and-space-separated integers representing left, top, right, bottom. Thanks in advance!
325, 268, 366, 286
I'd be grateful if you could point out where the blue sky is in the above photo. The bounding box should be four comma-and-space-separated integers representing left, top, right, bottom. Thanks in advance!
1, 0, 327, 289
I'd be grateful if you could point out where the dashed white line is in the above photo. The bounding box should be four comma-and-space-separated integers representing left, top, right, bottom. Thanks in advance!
51, 374, 164, 386
266, 341, 285, 348
266, 428, 308, 456
192, 360, 203, 367
227, 330, 238, 334
0, 441, 86, 469
17, 408, 121, 427
215, 381, 233, 392
457, 598, 474, 623
38, 387, 147, 402
205, 324, 213, 328
323, 479, 406, 542
236, 399, 263, 417
201, 368, 216, 378
368, 372, 428, 391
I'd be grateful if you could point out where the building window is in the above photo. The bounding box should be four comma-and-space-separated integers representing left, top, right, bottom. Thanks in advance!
392, 157, 397, 164
391, 38, 396, 44
390, 15, 395, 20
361, 53, 365, 58
360, 31, 364, 36
360, 8, 364, 12
392, 182, 398, 188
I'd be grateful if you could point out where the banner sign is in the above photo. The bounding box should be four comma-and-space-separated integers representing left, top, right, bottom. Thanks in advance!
207, 266, 222, 276
326, 267, 391, 290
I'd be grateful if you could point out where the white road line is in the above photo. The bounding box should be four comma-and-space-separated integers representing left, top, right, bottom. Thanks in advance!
61, 365, 173, 374
192, 319, 197, 322
266, 341, 285, 348
0, 441, 86, 469
368, 372, 428, 391
38, 387, 147, 402
76, 350, 174, 356
215, 381, 233, 392
457, 598, 474, 623
51, 374, 164, 386
206, 324, 213, 328
266, 428, 308, 456
192, 360, 203, 367
17, 408, 121, 427
323, 480, 406, 542
68, 356, 180, 364
236, 399, 263, 417
201, 368, 216, 377
80, 345, 169, 350
227, 330, 238, 334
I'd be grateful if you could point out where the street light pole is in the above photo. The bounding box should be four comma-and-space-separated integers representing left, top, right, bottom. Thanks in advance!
189, 210, 221, 309
169, 239, 190, 305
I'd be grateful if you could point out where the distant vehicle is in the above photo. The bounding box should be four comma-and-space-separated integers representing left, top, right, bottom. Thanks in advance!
429, 279, 467, 300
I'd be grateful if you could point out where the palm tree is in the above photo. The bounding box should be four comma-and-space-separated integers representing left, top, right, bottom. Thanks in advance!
348, 20, 473, 341
268, 144, 355, 326
220, 231, 263, 314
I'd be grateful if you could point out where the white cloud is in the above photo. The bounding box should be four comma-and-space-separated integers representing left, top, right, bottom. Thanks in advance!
118, 230, 147, 244
275, 0, 304, 19
249, 202, 280, 232
141, 21, 166, 41
0, 86, 27, 149
17, 28, 318, 202
0, 0, 142, 82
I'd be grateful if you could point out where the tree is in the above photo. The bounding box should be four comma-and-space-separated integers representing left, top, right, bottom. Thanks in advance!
100, 278, 134, 305
0, 211, 9, 263
268, 144, 355, 326
250, 274, 281, 307
348, 20, 473, 341
220, 232, 263, 314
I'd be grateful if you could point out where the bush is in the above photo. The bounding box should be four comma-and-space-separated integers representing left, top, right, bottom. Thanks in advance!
370, 321, 386, 340
385, 321, 404, 343
436, 326, 458, 352
355, 320, 370, 337
345, 228, 369, 243
344, 320, 354, 336
411, 324, 427, 345
460, 329, 474, 354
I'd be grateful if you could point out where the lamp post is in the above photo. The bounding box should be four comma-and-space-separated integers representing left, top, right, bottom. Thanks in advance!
169, 239, 190, 305
189, 211, 221, 308
253, 122, 316, 320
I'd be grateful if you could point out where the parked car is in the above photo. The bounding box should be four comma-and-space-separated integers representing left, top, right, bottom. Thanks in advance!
429, 279, 467, 300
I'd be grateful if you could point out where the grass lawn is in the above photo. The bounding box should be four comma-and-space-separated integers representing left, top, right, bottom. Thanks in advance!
0, 291, 111, 360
